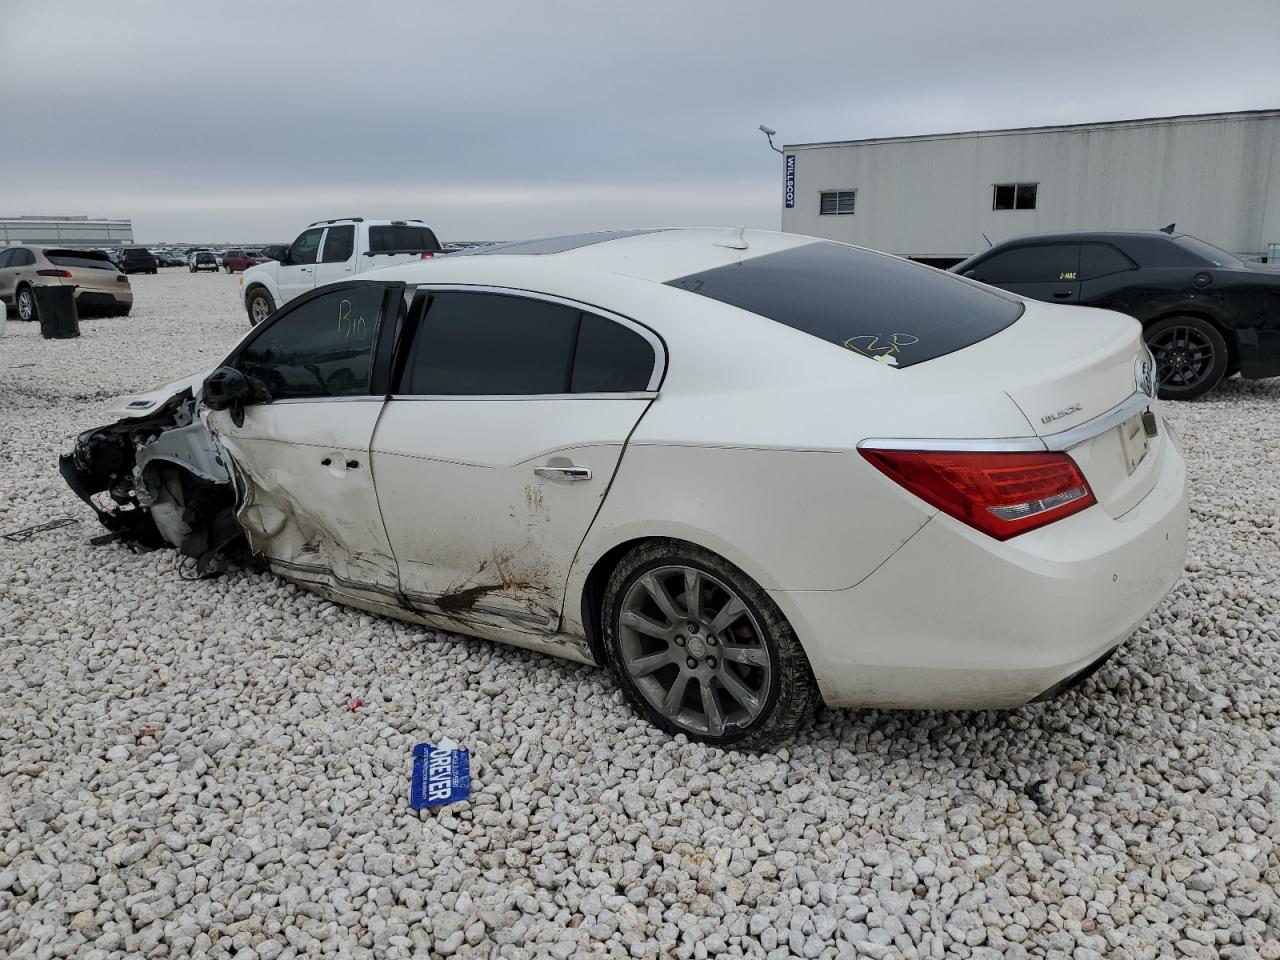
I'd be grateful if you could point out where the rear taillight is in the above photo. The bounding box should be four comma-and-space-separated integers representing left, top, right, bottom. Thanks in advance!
117, 275, 129, 283
419, 252, 434, 259
37, 269, 72, 278
860, 448, 1096, 540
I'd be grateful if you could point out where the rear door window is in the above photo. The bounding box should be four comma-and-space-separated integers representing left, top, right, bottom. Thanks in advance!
398, 291, 579, 395
321, 226, 355, 263
666, 241, 1021, 368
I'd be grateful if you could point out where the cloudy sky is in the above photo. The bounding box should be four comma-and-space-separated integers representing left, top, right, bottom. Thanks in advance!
4, 1, 1279, 243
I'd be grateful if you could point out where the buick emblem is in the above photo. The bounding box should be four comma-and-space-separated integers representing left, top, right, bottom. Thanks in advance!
1135, 354, 1156, 398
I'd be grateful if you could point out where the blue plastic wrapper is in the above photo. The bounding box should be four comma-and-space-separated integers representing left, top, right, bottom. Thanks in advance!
410, 741, 471, 809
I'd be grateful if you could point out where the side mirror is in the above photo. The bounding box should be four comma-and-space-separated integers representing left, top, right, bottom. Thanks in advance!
202, 366, 270, 426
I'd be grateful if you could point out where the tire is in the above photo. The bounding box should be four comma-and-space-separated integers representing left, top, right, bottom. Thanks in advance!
189, 266, 195, 273
246, 288, 275, 326
602, 539, 817, 747
1144, 315, 1229, 401
225, 266, 233, 274
15, 285, 36, 322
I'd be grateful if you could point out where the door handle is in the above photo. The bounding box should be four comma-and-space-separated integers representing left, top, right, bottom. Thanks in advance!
1052, 291, 1073, 299
534, 465, 591, 481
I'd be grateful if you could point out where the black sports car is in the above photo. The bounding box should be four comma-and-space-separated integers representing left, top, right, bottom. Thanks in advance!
952, 231, 1280, 399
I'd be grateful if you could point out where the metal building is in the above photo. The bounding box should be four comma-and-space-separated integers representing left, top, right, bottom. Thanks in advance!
0, 215, 134, 247
780, 109, 1280, 266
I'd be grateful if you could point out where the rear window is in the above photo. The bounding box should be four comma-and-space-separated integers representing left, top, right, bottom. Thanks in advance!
367, 225, 441, 255
1173, 235, 1240, 268
666, 242, 1022, 368
45, 249, 118, 271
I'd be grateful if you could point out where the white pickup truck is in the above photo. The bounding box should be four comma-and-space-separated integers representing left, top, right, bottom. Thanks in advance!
241, 218, 442, 325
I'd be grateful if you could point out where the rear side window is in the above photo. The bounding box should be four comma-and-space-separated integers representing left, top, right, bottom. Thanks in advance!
572, 313, 655, 392
667, 242, 1021, 368
321, 226, 355, 263
1080, 243, 1136, 280
400, 292, 579, 394
973, 244, 1079, 283
368, 225, 441, 255
45, 250, 118, 271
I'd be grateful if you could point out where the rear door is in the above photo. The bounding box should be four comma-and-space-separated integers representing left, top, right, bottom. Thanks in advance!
0, 249, 16, 304
205, 281, 406, 602
970, 243, 1082, 303
370, 288, 662, 630
312, 224, 356, 288
277, 227, 324, 302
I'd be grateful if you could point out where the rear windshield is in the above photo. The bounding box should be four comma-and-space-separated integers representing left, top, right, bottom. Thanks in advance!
666, 242, 1022, 368
124, 249, 152, 256
367, 225, 441, 255
196, 252, 215, 261
45, 249, 118, 271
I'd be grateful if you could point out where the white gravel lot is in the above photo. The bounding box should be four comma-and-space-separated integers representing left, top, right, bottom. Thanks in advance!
1, 270, 1279, 960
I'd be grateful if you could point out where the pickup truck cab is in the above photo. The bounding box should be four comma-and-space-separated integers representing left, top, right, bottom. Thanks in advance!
241, 218, 441, 324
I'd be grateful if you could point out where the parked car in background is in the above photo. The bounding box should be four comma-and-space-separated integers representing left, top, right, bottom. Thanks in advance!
157, 251, 186, 268
120, 248, 159, 275
258, 244, 287, 262
952, 230, 1280, 399
189, 251, 220, 273
222, 249, 268, 273
241, 217, 441, 324
63, 229, 1186, 745
0, 246, 133, 318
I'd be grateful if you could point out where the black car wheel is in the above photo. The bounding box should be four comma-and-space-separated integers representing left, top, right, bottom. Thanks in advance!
16, 286, 36, 321
603, 539, 817, 747
1144, 316, 1228, 401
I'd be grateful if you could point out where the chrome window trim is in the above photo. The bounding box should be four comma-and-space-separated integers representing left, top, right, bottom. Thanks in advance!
410, 283, 667, 393
388, 392, 657, 402
859, 390, 1152, 454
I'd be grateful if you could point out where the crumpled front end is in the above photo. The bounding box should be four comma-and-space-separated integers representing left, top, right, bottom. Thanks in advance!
59, 390, 244, 573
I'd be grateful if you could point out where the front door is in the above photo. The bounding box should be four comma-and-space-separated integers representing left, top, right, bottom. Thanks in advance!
205, 281, 406, 604
277, 227, 324, 303
970, 243, 1082, 304
370, 289, 662, 633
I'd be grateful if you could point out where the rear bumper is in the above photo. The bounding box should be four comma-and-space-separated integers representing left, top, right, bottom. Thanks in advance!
1236, 327, 1280, 380
773, 419, 1188, 709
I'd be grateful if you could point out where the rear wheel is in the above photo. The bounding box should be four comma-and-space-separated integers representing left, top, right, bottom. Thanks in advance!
1144, 315, 1228, 400
16, 286, 35, 321
603, 540, 817, 747
247, 288, 275, 326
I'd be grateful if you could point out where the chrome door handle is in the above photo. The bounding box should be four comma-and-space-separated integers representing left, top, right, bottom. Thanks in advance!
534, 465, 591, 481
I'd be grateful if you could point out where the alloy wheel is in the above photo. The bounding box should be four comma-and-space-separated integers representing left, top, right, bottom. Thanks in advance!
251, 297, 271, 324
617, 565, 772, 737
17, 289, 34, 321
1147, 324, 1216, 392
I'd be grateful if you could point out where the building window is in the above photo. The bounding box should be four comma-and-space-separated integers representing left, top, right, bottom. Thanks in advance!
993, 183, 1037, 210
819, 190, 857, 215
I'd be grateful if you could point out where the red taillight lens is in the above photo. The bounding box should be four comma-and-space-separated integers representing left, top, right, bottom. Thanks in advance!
117, 275, 129, 283
419, 251, 434, 259
37, 269, 72, 278
860, 448, 1096, 540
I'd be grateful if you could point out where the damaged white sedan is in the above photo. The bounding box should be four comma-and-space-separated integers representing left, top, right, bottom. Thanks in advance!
61, 228, 1188, 746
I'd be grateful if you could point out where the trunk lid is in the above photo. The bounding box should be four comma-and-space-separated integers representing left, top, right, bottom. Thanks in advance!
910, 300, 1160, 517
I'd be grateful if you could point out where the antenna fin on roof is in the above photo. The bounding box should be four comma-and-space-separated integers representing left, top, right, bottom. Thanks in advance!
714, 226, 749, 250
1160, 222, 1176, 235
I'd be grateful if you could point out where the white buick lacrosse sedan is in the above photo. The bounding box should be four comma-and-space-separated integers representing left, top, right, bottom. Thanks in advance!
62, 229, 1187, 745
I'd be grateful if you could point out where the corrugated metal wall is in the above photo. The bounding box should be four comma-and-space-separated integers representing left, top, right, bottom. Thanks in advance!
781, 113, 1280, 260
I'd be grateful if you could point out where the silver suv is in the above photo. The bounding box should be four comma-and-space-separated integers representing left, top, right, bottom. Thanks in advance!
0, 246, 134, 319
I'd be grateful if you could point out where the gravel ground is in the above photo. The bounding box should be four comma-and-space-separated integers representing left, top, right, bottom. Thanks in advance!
2, 271, 1278, 960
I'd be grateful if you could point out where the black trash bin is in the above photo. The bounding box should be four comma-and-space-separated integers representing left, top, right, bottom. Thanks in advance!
35, 284, 80, 339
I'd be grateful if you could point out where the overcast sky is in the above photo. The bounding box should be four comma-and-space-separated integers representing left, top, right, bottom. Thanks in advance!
3, 1, 1279, 243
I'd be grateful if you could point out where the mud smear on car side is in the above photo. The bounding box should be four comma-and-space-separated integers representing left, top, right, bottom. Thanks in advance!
436, 550, 548, 615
